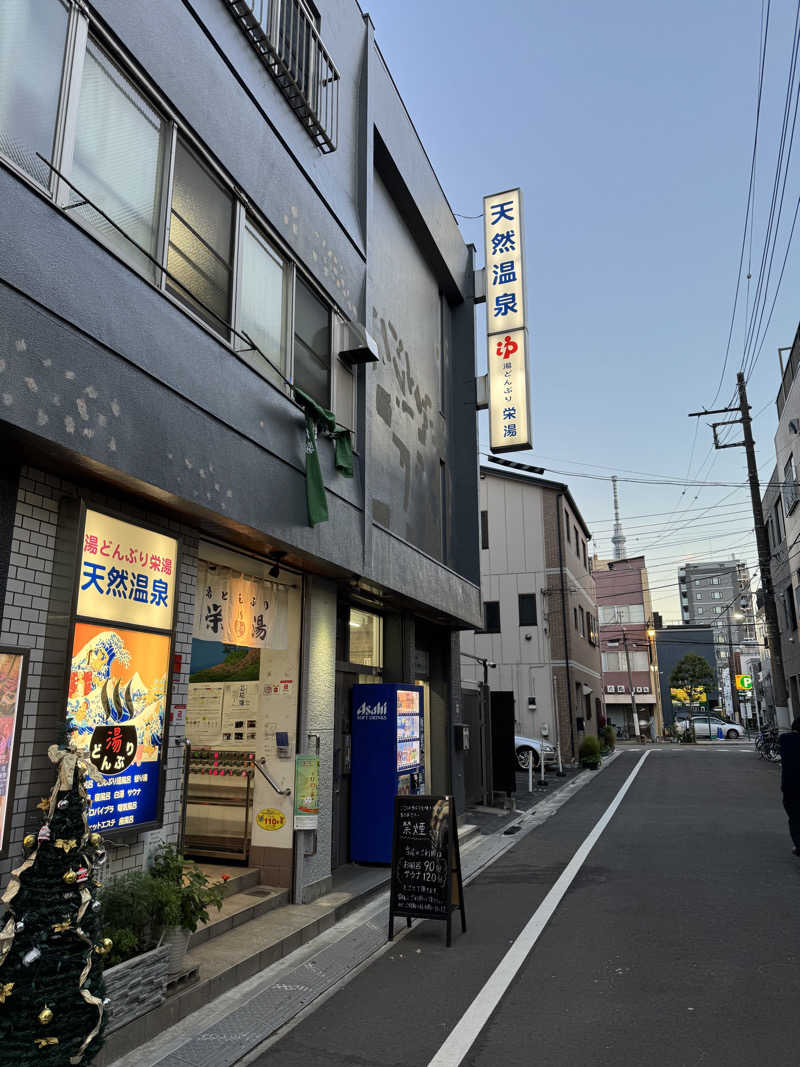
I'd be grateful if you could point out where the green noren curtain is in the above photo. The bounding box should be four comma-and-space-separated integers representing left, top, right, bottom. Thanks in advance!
293, 388, 353, 526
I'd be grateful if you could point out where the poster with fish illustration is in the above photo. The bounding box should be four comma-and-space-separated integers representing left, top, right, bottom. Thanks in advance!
67, 622, 170, 832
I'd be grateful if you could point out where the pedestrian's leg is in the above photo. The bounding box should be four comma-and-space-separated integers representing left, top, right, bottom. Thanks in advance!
782, 791, 800, 852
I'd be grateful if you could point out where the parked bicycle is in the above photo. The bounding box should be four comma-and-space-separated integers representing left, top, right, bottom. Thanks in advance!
755, 725, 781, 762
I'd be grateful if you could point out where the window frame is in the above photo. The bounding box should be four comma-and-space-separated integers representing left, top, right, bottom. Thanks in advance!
518, 593, 537, 627
483, 600, 501, 634
480, 510, 489, 551
0, 2, 356, 425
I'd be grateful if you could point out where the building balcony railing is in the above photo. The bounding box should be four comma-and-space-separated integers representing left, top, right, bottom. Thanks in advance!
226, 0, 340, 153
776, 321, 800, 418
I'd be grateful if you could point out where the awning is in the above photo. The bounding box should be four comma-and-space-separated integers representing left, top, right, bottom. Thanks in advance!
603, 693, 657, 705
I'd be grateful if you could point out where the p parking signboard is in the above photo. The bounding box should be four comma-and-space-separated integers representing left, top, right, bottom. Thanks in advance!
735, 675, 753, 691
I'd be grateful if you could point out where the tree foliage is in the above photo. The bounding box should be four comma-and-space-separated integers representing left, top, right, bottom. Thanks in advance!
670, 653, 714, 706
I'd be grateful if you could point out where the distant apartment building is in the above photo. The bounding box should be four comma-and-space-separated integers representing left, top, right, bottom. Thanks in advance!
461, 466, 602, 767
678, 560, 756, 720
595, 556, 662, 738
768, 323, 800, 725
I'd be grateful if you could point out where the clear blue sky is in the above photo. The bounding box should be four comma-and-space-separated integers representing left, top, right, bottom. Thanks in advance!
363, 0, 800, 621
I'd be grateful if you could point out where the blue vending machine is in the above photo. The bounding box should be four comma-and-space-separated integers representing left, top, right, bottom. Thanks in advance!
350, 683, 425, 863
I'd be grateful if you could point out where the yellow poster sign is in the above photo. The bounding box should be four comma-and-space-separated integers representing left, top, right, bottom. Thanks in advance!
77, 510, 178, 631
256, 808, 286, 831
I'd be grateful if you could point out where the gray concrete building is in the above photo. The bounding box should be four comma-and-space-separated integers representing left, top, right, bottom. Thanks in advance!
461, 466, 602, 771
0, 0, 483, 912
678, 559, 755, 719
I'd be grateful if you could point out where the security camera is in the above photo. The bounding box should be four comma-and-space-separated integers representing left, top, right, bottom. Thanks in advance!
488, 662, 497, 669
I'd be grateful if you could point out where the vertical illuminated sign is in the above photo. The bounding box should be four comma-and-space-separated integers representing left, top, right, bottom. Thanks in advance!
66, 509, 179, 834
483, 188, 532, 453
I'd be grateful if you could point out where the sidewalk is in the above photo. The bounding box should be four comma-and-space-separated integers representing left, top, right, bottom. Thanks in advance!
106, 756, 613, 1067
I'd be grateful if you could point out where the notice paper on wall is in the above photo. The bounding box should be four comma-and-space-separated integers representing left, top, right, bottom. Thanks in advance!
186, 683, 225, 746
221, 681, 260, 746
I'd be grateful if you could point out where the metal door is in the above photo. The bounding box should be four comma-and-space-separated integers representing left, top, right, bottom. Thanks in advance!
491, 690, 517, 796
461, 688, 483, 806
332, 666, 359, 868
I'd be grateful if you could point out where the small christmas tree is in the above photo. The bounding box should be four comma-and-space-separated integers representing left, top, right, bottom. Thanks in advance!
0, 743, 110, 1064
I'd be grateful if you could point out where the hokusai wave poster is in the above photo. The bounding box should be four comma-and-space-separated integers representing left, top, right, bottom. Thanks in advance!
67, 622, 170, 831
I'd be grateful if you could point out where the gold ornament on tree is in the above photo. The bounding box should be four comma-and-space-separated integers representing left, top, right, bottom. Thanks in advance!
23, 834, 36, 851
62, 870, 77, 885
0, 982, 13, 1003
88, 833, 102, 847
38, 1005, 53, 1025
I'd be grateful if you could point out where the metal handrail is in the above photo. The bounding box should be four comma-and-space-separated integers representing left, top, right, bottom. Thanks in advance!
256, 756, 291, 796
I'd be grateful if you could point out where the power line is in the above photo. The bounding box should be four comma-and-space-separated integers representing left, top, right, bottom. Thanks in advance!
709, 0, 771, 406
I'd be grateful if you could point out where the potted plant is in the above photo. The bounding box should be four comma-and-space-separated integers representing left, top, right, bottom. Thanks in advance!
150, 842, 225, 978
578, 735, 602, 769
100, 870, 173, 1030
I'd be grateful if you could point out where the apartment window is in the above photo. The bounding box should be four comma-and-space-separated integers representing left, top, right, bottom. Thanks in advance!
582, 541, 587, 568
767, 516, 775, 550
775, 498, 785, 541
711, 577, 721, 585
236, 219, 287, 372
598, 604, 645, 625
784, 455, 799, 514
69, 39, 169, 280
518, 593, 537, 626
293, 275, 331, 406
167, 139, 234, 335
480, 510, 489, 550
785, 586, 797, 632
697, 607, 704, 615
579, 605, 585, 637
574, 607, 579, 632
696, 593, 703, 600
574, 526, 579, 552
712, 591, 722, 599
565, 512, 571, 543
483, 601, 501, 634
0, 0, 69, 187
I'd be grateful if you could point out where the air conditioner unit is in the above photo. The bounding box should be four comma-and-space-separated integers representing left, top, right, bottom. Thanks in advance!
606, 685, 616, 694
634, 686, 650, 694
616, 685, 626, 694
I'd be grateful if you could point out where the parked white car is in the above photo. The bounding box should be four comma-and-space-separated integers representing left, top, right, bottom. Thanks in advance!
515, 735, 557, 770
679, 715, 745, 739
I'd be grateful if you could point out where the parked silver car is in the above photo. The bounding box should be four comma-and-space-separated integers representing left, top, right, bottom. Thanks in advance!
682, 715, 745, 739
515, 735, 557, 770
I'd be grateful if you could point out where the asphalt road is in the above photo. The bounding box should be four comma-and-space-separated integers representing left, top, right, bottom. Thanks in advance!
256, 747, 800, 1067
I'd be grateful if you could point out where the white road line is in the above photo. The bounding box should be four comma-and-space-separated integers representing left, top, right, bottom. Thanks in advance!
427, 751, 650, 1067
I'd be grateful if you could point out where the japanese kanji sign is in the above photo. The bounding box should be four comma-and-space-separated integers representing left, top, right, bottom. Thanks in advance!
192, 561, 288, 650
483, 188, 532, 453
77, 510, 178, 631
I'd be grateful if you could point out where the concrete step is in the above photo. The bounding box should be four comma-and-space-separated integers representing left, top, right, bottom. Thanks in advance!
193, 864, 261, 900
189, 886, 289, 949
100, 880, 391, 1065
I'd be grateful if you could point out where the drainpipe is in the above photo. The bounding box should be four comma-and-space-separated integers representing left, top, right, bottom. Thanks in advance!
556, 493, 576, 759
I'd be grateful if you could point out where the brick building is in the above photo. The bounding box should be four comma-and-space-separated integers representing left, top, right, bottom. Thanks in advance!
594, 555, 662, 739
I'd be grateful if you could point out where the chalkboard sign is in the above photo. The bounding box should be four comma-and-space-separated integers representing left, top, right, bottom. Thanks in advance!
388, 795, 466, 946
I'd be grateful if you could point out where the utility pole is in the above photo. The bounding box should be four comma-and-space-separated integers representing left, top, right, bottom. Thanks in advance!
689, 371, 789, 726
726, 613, 742, 726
